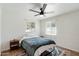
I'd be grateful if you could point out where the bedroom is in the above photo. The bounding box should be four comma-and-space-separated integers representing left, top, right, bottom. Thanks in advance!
0, 3, 79, 56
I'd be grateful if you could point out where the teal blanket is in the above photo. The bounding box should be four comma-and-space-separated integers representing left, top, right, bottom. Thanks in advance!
21, 37, 56, 56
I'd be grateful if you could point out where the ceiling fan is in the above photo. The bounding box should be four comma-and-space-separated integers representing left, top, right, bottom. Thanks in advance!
29, 3, 54, 17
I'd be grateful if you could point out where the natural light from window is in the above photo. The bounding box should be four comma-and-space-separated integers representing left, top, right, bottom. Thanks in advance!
45, 21, 56, 35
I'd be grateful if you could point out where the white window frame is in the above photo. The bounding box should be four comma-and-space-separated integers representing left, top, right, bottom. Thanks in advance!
45, 21, 56, 35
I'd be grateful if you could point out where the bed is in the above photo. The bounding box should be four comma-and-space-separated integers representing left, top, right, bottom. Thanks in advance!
20, 37, 56, 56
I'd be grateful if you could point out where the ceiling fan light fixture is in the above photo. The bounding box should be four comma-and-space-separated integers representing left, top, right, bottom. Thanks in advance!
40, 15, 43, 17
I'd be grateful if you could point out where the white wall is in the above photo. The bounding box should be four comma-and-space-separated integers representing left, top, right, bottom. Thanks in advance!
0, 5, 2, 55
40, 10, 79, 52
1, 6, 40, 51
56, 10, 79, 52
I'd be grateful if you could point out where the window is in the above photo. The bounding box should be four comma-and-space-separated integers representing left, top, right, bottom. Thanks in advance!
45, 21, 56, 35
25, 22, 35, 32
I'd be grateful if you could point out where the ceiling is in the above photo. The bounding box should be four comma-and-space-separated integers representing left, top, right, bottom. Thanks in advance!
2, 3, 79, 20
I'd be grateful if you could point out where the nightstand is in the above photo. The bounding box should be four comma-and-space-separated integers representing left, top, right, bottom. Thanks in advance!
10, 39, 19, 50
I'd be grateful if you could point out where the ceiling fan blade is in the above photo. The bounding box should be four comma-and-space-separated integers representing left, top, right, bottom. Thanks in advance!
29, 9, 40, 13
34, 14, 40, 16
42, 4, 47, 11
44, 11, 54, 14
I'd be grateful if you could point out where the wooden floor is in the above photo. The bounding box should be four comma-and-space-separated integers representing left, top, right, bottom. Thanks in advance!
57, 46, 79, 56
1, 47, 79, 56
1, 48, 27, 56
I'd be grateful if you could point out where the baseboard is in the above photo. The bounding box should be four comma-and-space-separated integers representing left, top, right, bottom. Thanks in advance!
57, 45, 79, 53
